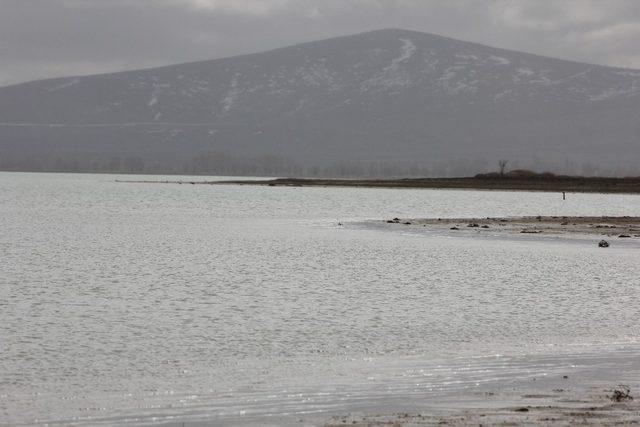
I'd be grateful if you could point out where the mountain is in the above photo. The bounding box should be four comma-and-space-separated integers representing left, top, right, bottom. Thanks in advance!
1, 28, 640, 176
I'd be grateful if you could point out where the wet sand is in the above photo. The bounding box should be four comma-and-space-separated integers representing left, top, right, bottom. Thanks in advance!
322, 350, 640, 426
382, 216, 640, 239
324, 389, 639, 426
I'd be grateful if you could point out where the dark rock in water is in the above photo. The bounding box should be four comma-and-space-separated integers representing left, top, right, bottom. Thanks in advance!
481, 225, 490, 229
386, 220, 395, 223
610, 385, 633, 402
619, 234, 631, 238
521, 230, 540, 234
514, 407, 530, 412
393, 217, 400, 221
403, 221, 412, 225
599, 240, 610, 247
467, 223, 479, 227
450, 226, 459, 230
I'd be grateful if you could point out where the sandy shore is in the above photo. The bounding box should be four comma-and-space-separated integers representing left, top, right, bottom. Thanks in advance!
381, 216, 640, 239
324, 385, 639, 426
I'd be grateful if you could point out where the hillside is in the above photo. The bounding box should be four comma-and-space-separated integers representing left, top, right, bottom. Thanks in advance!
1, 29, 640, 176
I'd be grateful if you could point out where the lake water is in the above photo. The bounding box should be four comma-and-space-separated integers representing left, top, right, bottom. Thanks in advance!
1, 172, 640, 426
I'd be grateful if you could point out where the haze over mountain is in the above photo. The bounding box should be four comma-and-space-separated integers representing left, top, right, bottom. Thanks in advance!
1, 29, 639, 176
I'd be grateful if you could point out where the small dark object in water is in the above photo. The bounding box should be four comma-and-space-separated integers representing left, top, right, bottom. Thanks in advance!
386, 220, 395, 223
268, 183, 276, 186
481, 225, 490, 229
467, 223, 479, 227
563, 375, 569, 379
521, 230, 540, 234
561, 222, 568, 226
514, 407, 529, 412
599, 240, 609, 247
393, 217, 400, 221
610, 385, 633, 402
450, 226, 459, 230
619, 234, 631, 238
403, 221, 412, 225
536, 215, 542, 221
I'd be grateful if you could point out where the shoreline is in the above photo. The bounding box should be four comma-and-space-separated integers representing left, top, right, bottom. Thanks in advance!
321, 346, 640, 426
379, 216, 640, 240
323, 385, 639, 426
116, 176, 640, 194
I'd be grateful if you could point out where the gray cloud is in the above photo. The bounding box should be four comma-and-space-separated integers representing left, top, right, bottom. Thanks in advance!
2, 0, 640, 86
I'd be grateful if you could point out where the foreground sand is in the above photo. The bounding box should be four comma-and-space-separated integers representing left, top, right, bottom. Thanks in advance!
382, 216, 640, 239
324, 385, 639, 426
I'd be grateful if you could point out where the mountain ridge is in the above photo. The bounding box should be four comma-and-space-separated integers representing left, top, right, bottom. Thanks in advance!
1, 28, 639, 176
3, 28, 639, 92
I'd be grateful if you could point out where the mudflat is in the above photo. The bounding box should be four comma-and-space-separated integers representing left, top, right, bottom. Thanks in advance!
324, 388, 639, 426
210, 176, 640, 194
382, 216, 640, 238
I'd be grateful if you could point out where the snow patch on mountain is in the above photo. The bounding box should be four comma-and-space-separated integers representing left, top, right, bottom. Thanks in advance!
222, 74, 242, 113
590, 83, 640, 101
47, 78, 80, 93
437, 66, 478, 95
454, 53, 479, 61
517, 68, 535, 76
393, 38, 416, 66
489, 55, 511, 65
359, 38, 418, 92
295, 59, 341, 90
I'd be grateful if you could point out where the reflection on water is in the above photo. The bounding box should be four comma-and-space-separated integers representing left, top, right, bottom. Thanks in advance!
1, 172, 639, 425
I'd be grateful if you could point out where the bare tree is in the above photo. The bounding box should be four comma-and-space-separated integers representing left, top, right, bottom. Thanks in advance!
498, 160, 508, 176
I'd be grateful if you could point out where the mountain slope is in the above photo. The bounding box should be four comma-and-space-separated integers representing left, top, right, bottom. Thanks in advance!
1, 29, 640, 176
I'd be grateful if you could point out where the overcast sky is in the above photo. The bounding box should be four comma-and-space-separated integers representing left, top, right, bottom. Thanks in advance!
2, 0, 640, 87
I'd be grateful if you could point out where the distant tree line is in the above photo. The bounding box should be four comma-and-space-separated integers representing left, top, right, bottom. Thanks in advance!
0, 151, 434, 177
1, 150, 640, 178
